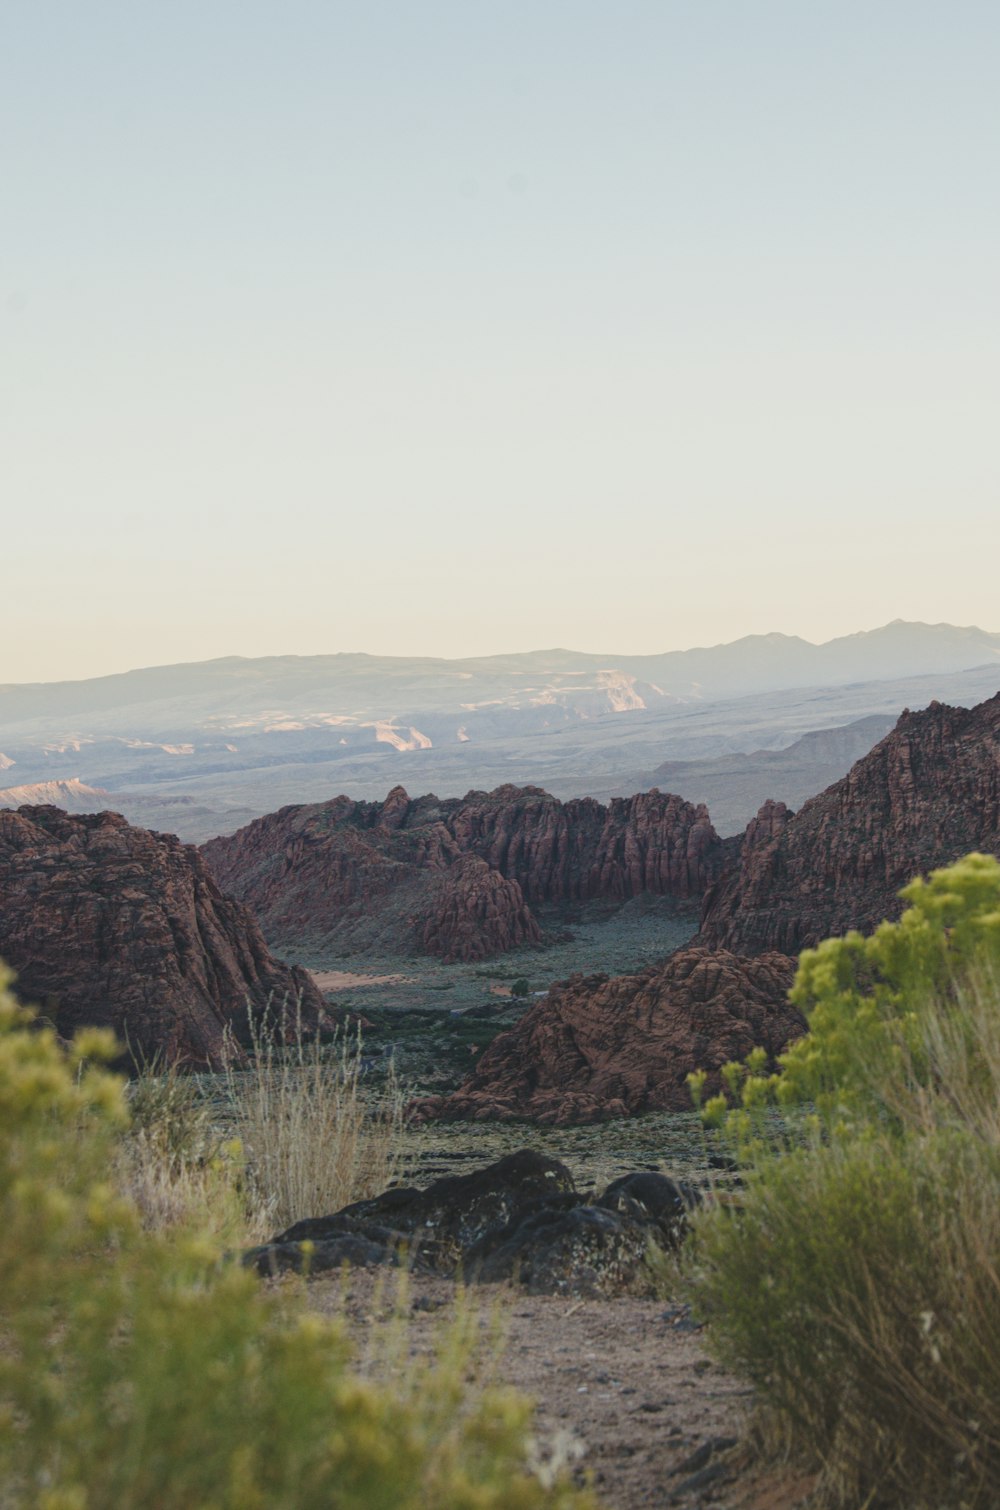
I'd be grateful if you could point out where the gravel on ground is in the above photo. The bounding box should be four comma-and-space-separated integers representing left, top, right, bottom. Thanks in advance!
305, 1271, 816, 1510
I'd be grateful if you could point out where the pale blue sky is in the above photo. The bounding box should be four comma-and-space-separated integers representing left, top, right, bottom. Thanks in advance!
3, 2, 998, 681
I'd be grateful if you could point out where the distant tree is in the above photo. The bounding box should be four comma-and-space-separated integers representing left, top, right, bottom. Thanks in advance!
510, 977, 530, 998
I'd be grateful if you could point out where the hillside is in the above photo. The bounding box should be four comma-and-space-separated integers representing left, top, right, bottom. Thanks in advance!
698, 692, 1000, 955
626, 713, 896, 834
0, 805, 324, 1066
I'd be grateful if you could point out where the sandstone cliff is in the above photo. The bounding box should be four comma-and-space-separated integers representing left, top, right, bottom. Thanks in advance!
0, 805, 324, 1067
201, 784, 725, 961
699, 693, 1000, 956
412, 947, 800, 1124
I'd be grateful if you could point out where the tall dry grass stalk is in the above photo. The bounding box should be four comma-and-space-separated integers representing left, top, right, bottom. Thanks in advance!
116, 1054, 245, 1244
222, 1000, 407, 1239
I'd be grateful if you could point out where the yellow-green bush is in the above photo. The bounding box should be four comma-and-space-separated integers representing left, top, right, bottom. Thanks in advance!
686, 856, 1000, 1507
0, 965, 594, 1510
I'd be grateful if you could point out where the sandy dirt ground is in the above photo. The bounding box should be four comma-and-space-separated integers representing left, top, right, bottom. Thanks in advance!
310, 970, 415, 990
306, 1271, 816, 1510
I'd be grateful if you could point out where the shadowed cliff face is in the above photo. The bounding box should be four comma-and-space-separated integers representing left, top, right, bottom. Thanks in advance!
699, 692, 1000, 956
0, 805, 324, 1068
411, 947, 801, 1125
201, 784, 727, 963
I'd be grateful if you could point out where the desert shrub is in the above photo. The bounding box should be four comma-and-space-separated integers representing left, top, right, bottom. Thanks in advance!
222, 1004, 407, 1238
510, 978, 531, 998
685, 855, 1000, 1508
0, 964, 594, 1510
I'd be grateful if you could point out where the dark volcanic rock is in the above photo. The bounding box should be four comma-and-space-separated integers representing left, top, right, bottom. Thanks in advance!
699, 693, 1000, 956
246, 1151, 696, 1296
468, 1205, 655, 1297
412, 947, 800, 1125
0, 805, 324, 1068
201, 783, 726, 959
597, 1171, 698, 1248
275, 1149, 577, 1272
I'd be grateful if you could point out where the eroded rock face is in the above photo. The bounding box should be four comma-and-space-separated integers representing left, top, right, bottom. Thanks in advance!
446, 785, 724, 904
699, 693, 1000, 956
411, 947, 800, 1125
245, 1151, 699, 1297
0, 805, 324, 1068
419, 855, 542, 962
201, 784, 725, 961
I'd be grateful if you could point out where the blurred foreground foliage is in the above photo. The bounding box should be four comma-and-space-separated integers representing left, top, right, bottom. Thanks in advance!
687, 854, 1000, 1507
0, 965, 594, 1510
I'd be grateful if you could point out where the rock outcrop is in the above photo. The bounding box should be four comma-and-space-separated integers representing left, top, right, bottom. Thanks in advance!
201, 784, 725, 961
412, 947, 800, 1125
0, 805, 325, 1068
245, 1150, 699, 1297
445, 785, 724, 903
699, 693, 1000, 956
419, 855, 542, 961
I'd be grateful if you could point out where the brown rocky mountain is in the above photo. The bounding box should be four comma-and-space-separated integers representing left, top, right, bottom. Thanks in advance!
0, 805, 324, 1068
413, 948, 801, 1125
699, 692, 1000, 956
201, 784, 726, 963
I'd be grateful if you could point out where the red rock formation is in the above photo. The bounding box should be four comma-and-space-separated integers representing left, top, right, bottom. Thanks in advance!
0, 805, 325, 1068
420, 856, 541, 963
447, 785, 723, 903
699, 693, 1000, 956
202, 783, 726, 959
412, 947, 800, 1125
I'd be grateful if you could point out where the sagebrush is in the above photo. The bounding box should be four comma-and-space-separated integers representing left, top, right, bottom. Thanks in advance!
686, 854, 1000, 1508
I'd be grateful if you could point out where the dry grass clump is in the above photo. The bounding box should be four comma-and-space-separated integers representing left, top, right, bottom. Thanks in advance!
222, 1001, 407, 1239
116, 1056, 246, 1243
114, 1002, 408, 1246
686, 855, 1000, 1509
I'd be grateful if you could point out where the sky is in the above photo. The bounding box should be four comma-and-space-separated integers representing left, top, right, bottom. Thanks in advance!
2, 2, 999, 683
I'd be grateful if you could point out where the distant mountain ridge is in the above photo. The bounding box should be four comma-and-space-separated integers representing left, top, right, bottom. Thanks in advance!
628, 713, 898, 835
1, 622, 997, 843
3, 620, 998, 718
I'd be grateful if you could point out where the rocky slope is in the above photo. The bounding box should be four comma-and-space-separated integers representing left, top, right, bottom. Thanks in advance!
413, 948, 800, 1125
699, 693, 1000, 956
628, 712, 897, 835
0, 805, 324, 1067
201, 784, 725, 962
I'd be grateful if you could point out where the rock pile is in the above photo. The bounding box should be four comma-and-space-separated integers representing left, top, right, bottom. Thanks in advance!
245, 1150, 699, 1298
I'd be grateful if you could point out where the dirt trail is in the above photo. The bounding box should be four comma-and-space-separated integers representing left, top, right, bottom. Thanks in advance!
307, 1273, 815, 1509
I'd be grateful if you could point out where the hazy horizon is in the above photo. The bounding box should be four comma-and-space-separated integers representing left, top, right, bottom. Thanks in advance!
3, 616, 999, 689
5, 4, 999, 683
